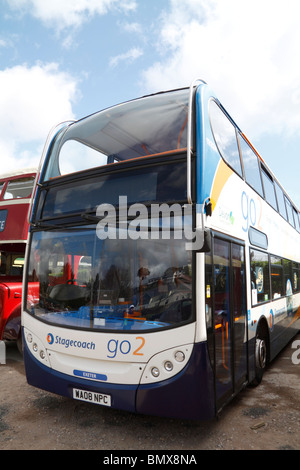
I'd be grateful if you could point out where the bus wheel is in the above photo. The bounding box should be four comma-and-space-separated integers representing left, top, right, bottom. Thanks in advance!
252, 327, 268, 386
17, 335, 23, 355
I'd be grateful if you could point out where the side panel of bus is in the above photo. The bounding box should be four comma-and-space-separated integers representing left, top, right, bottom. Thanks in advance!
0, 202, 30, 241
197, 85, 300, 411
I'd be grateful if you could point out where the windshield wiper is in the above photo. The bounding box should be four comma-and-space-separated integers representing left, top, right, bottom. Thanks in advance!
81, 211, 101, 222
30, 221, 59, 230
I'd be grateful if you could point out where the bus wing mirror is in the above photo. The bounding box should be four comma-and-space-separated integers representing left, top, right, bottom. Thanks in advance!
205, 201, 212, 217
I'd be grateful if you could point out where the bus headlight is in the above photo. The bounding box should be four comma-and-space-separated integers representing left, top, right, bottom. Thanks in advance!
174, 350, 185, 362
151, 367, 160, 378
40, 350, 46, 360
140, 344, 193, 384
24, 328, 50, 366
164, 360, 173, 372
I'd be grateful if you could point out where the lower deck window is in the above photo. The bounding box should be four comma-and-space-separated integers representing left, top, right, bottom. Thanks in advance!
250, 249, 270, 305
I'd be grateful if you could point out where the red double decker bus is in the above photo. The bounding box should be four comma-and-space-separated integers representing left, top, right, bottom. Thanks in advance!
0, 168, 37, 354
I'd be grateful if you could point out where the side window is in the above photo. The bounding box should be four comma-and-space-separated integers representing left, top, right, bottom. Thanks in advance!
285, 196, 295, 227
275, 181, 287, 220
238, 136, 263, 196
0, 252, 24, 277
261, 166, 277, 210
283, 259, 293, 295
270, 255, 284, 299
3, 177, 35, 200
209, 101, 243, 177
0, 182, 4, 198
77, 256, 92, 285
250, 249, 270, 305
292, 262, 300, 293
292, 207, 300, 232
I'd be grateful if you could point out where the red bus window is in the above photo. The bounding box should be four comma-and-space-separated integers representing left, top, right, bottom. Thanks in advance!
3, 177, 35, 200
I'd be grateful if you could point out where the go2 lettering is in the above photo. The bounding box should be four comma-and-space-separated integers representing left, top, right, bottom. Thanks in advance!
107, 336, 145, 359
241, 191, 257, 232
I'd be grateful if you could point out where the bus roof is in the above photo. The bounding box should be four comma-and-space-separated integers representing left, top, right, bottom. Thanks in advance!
0, 167, 37, 180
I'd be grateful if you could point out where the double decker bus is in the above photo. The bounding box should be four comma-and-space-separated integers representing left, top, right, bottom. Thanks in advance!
22, 80, 300, 419
0, 168, 37, 353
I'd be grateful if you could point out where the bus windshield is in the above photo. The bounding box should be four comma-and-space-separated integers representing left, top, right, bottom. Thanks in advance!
26, 227, 193, 331
44, 89, 189, 180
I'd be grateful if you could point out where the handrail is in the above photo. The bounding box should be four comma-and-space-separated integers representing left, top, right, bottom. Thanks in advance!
27, 121, 74, 224
187, 78, 206, 205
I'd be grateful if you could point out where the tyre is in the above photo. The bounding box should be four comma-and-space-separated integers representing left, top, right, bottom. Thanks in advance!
17, 334, 23, 355
251, 326, 268, 386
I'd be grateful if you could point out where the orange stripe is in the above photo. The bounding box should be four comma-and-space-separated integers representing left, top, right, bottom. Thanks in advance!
287, 305, 300, 327
210, 159, 233, 212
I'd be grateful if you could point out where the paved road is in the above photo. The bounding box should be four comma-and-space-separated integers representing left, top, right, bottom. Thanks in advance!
0, 333, 299, 451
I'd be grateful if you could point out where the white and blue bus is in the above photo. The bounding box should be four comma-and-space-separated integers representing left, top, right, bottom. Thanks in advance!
22, 80, 300, 419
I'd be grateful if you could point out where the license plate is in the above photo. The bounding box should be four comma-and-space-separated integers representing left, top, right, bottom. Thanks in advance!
73, 388, 111, 407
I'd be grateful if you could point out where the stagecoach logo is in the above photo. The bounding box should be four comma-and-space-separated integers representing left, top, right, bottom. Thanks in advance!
46, 333, 96, 350
47, 333, 54, 344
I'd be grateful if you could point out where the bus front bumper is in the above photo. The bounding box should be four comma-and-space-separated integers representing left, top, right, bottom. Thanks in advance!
23, 340, 215, 420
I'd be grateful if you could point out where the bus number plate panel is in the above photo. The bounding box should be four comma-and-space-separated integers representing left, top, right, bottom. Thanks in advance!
73, 388, 111, 406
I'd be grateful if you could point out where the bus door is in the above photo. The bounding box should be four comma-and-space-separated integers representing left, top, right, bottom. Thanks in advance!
209, 237, 247, 411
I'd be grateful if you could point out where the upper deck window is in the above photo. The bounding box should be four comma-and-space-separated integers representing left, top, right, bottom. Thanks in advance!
275, 181, 287, 220
238, 135, 263, 197
209, 101, 243, 177
293, 209, 300, 232
261, 166, 277, 210
285, 196, 295, 228
3, 177, 35, 200
44, 89, 189, 180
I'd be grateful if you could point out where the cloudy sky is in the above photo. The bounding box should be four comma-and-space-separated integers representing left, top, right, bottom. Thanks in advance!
1, 0, 299, 207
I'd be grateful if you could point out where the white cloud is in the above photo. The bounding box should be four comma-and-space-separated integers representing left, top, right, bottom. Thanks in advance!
122, 22, 142, 34
6, 0, 137, 31
0, 62, 78, 172
109, 47, 143, 68
142, 0, 300, 140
